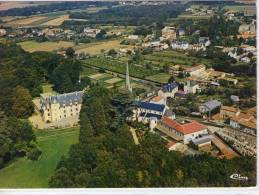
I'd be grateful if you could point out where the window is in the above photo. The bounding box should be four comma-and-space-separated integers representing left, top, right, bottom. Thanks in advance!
64, 115, 66, 118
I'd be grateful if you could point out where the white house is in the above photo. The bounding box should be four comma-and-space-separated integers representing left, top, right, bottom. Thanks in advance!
0, 29, 7, 36
158, 82, 178, 99
171, 41, 189, 50
83, 28, 101, 38
157, 117, 208, 144
184, 80, 200, 94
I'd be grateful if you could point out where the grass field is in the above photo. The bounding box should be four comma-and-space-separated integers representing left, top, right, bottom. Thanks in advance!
8, 16, 47, 25
145, 73, 171, 84
18, 41, 74, 52
0, 127, 79, 188
223, 5, 255, 12
144, 50, 213, 67
75, 39, 134, 55
178, 14, 212, 20
41, 15, 69, 26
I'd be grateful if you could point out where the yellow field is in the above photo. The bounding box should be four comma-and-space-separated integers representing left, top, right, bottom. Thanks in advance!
75, 39, 134, 55
9, 16, 47, 25
0, 2, 48, 11
41, 15, 69, 26
18, 41, 75, 52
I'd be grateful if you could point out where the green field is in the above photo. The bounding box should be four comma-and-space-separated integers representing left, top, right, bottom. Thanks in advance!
83, 57, 161, 79
144, 50, 213, 67
0, 127, 79, 188
18, 40, 75, 52
145, 73, 171, 84
223, 5, 255, 12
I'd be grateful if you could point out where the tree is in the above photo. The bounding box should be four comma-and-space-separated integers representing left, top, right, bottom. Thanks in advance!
66, 47, 75, 58
11, 86, 34, 118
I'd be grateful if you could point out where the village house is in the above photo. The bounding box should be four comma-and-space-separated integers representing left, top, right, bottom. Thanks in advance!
199, 100, 221, 116
178, 29, 185, 37
190, 134, 213, 151
189, 43, 206, 51
83, 28, 101, 38
157, 117, 208, 144
158, 82, 179, 99
171, 41, 189, 50
184, 64, 206, 77
238, 21, 256, 39
40, 91, 84, 126
161, 26, 177, 40
184, 79, 200, 94
220, 106, 240, 120
198, 37, 211, 47
230, 114, 256, 136
0, 29, 7, 36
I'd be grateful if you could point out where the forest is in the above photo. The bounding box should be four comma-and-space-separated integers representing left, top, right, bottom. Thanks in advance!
0, 1, 117, 17
49, 85, 256, 187
69, 4, 186, 26
0, 43, 88, 168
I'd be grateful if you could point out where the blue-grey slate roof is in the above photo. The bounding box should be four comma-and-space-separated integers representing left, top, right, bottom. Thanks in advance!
138, 101, 165, 112
139, 112, 162, 119
161, 82, 178, 93
42, 91, 84, 106
201, 100, 221, 111
192, 135, 213, 145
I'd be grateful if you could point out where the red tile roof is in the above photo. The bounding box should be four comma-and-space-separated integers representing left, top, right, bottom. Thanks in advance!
152, 96, 163, 102
161, 117, 207, 135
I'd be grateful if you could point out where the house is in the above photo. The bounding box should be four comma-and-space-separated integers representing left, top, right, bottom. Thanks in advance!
40, 91, 84, 125
134, 101, 166, 123
83, 28, 101, 38
238, 21, 256, 39
171, 41, 189, 50
161, 26, 176, 40
230, 95, 240, 103
240, 56, 251, 63
178, 29, 185, 37
175, 91, 187, 98
220, 106, 240, 120
184, 79, 200, 94
0, 29, 7, 36
191, 134, 213, 151
158, 82, 178, 99
184, 64, 206, 77
189, 44, 206, 51
128, 35, 139, 40
230, 114, 256, 135
199, 100, 221, 114
157, 117, 208, 144
199, 37, 211, 47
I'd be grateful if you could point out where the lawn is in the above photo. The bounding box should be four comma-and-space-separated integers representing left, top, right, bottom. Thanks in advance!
18, 40, 75, 52
74, 39, 134, 55
0, 127, 79, 188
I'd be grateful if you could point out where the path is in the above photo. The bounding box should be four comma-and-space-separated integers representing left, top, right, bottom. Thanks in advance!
129, 127, 139, 145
